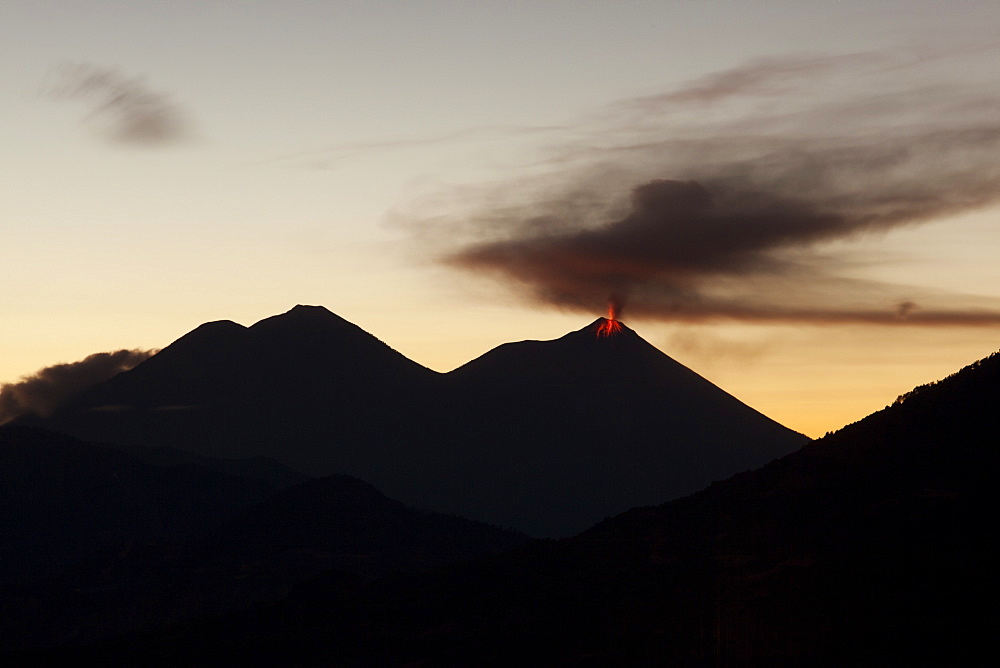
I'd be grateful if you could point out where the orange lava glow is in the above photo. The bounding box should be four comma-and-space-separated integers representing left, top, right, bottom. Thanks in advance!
596, 303, 623, 338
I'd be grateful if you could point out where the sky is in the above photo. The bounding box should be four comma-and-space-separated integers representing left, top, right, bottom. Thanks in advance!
4, 0, 1000, 437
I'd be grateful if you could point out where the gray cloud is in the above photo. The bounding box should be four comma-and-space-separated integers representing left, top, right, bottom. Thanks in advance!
416, 49, 1000, 325
0, 349, 156, 424
46, 63, 191, 144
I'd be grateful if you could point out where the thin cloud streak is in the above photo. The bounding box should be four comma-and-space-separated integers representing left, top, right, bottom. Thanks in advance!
619, 51, 892, 109
415, 48, 1000, 325
259, 124, 567, 170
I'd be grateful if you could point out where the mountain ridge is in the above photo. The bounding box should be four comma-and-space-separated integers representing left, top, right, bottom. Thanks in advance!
25, 305, 807, 537
0, 425, 527, 653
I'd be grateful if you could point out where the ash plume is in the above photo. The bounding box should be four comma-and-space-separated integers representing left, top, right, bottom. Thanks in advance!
45, 63, 191, 144
419, 49, 1000, 325
0, 349, 155, 424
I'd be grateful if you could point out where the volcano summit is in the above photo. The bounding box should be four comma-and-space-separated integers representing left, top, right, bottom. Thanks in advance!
25, 305, 807, 536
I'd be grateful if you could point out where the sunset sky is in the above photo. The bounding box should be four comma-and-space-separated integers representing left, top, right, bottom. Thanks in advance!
4, 1, 1000, 437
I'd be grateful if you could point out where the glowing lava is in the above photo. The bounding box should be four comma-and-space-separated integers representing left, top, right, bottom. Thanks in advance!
595, 303, 624, 338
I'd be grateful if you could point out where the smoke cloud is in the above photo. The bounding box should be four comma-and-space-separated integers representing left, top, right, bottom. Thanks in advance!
0, 349, 156, 424
417, 49, 1000, 325
46, 63, 191, 144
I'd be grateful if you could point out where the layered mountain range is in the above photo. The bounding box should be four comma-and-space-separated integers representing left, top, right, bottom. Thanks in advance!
24, 305, 807, 536
1, 425, 527, 651
5, 306, 996, 662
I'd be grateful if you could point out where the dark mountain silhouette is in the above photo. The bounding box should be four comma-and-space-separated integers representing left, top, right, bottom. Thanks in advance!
431, 318, 805, 535
48, 349, 998, 665
108, 442, 309, 490
81, 305, 434, 407
0, 425, 281, 586
25, 305, 806, 536
40, 305, 436, 466
210, 474, 525, 578
2, 461, 526, 653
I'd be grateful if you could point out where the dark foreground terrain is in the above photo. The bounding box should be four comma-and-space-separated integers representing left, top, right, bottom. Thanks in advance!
5, 347, 997, 664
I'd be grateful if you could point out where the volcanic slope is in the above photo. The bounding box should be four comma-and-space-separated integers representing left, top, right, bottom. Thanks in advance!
32, 305, 439, 473
30, 307, 806, 537
435, 317, 806, 535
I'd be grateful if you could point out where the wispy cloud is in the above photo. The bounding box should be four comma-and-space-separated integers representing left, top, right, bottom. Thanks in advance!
45, 63, 192, 145
259, 124, 566, 171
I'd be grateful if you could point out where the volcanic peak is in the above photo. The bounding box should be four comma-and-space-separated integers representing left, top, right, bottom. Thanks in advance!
247, 304, 389, 353
591, 317, 626, 338
249, 304, 352, 332
571, 317, 635, 341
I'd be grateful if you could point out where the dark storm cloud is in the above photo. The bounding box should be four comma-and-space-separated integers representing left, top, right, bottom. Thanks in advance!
0, 349, 155, 424
46, 63, 191, 144
424, 49, 1000, 325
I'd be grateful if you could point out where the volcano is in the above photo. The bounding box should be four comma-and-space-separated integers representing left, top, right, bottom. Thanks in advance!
26, 306, 807, 537
32, 305, 437, 472
439, 317, 806, 535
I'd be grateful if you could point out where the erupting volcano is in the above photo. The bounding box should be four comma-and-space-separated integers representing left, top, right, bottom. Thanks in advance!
595, 302, 624, 338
